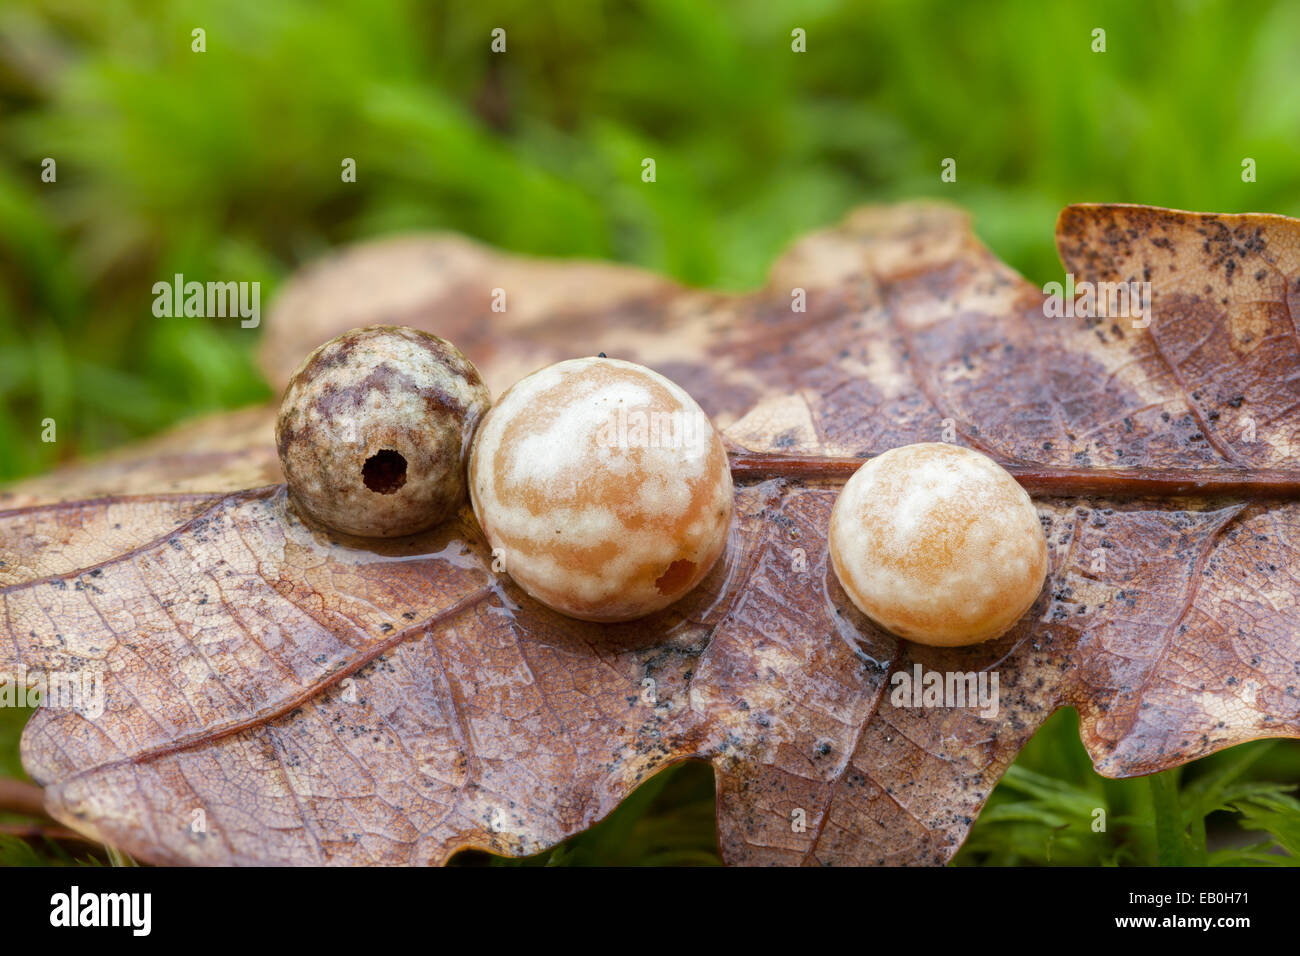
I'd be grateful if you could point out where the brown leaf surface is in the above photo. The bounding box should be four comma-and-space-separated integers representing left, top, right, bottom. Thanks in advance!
2, 202, 1298, 865
0, 405, 279, 510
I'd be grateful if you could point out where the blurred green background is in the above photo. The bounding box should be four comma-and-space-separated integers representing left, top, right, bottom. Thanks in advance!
1, 0, 1298, 865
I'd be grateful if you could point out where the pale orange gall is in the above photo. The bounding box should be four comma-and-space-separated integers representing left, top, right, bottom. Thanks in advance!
829, 442, 1048, 647
469, 356, 733, 622
275, 325, 490, 537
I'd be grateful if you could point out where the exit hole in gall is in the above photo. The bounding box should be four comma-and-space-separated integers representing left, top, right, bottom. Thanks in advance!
363, 450, 407, 494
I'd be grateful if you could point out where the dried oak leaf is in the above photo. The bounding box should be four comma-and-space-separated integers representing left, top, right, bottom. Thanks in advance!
2, 202, 1299, 866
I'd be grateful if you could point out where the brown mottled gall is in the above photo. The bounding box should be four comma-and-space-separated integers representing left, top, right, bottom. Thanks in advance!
275, 325, 490, 537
